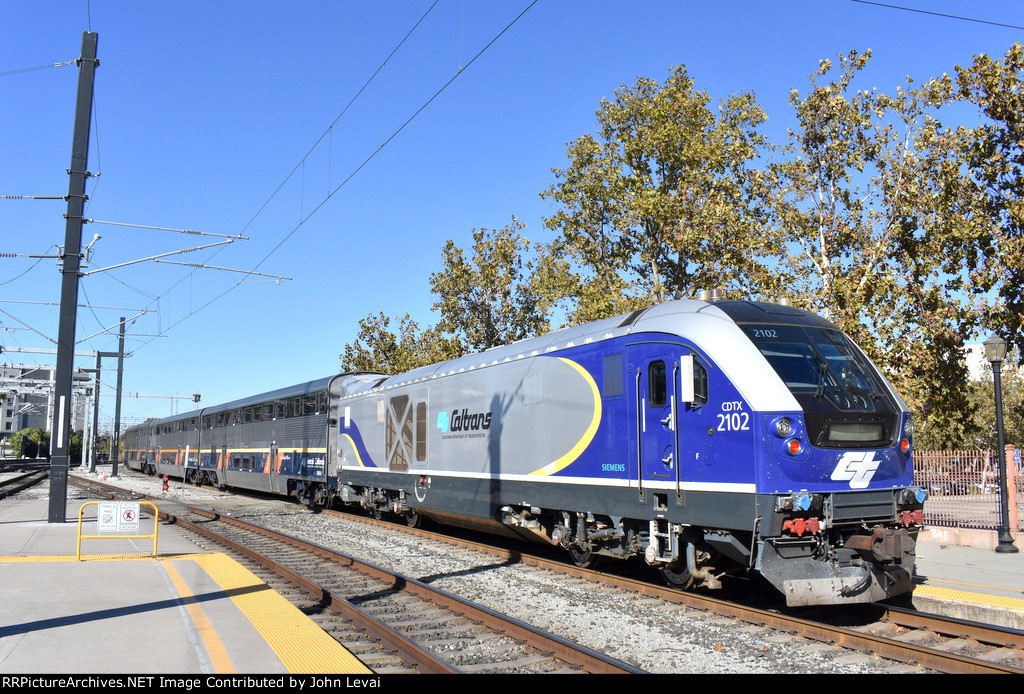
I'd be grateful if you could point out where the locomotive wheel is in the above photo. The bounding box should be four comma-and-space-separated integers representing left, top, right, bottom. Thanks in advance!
568, 546, 601, 569
404, 510, 422, 528
661, 563, 696, 590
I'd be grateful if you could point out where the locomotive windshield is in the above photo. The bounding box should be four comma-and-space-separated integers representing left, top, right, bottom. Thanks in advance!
743, 323, 899, 447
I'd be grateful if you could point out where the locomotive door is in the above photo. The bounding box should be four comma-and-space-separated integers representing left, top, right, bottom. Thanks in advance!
631, 350, 678, 498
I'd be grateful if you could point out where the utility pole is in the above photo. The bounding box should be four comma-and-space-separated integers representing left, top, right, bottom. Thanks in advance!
90, 352, 101, 472
111, 316, 125, 477
48, 31, 98, 523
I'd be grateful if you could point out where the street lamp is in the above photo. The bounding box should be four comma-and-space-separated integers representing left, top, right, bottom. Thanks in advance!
983, 335, 1019, 554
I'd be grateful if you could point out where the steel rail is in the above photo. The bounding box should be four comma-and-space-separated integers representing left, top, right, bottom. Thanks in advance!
168, 505, 645, 675
339, 510, 1024, 675
164, 509, 460, 675
68, 476, 452, 673
72, 475, 1021, 674
68, 475, 644, 674
0, 468, 48, 499
877, 602, 1024, 650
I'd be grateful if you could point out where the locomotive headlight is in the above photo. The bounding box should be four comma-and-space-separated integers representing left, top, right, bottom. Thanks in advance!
775, 417, 793, 437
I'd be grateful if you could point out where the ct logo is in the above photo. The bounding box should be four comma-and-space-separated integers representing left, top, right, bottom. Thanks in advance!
831, 451, 880, 489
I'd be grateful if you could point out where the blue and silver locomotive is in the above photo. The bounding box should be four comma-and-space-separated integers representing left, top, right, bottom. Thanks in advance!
126, 298, 925, 606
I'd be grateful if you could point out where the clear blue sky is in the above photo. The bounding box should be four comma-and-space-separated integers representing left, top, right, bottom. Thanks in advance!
2, 0, 1022, 431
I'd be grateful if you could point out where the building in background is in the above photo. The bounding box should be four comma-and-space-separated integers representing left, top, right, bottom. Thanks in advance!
0, 364, 90, 442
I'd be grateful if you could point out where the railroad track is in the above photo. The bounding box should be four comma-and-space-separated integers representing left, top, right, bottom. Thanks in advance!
0, 468, 48, 500
67, 473, 1024, 674
69, 476, 645, 675
364, 511, 1024, 675
0, 459, 50, 472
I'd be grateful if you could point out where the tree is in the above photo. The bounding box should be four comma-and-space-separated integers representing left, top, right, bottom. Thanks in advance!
969, 356, 1023, 451
765, 47, 1024, 444
429, 216, 554, 352
10, 427, 50, 459
339, 312, 461, 375
339, 217, 554, 373
541, 64, 784, 324
950, 44, 1024, 360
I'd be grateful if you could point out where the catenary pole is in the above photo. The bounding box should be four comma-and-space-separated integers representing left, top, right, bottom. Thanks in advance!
48, 31, 98, 523
111, 316, 125, 477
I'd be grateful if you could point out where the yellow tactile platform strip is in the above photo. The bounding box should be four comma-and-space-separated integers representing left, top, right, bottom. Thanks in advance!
0, 553, 371, 674
914, 581, 1024, 612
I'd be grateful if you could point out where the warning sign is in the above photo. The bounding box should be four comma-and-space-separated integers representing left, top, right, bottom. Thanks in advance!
97, 501, 141, 534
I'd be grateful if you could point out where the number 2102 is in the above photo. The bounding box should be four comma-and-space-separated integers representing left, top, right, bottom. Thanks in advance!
717, 413, 750, 431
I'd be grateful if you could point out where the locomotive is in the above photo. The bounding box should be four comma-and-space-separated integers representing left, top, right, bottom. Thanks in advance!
124, 298, 925, 607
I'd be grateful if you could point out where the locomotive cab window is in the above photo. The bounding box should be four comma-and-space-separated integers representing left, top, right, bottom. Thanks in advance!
692, 360, 709, 406
648, 360, 667, 407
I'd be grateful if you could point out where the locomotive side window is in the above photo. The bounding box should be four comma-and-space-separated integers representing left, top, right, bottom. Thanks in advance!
415, 401, 427, 462
693, 360, 709, 406
603, 354, 624, 398
648, 360, 667, 408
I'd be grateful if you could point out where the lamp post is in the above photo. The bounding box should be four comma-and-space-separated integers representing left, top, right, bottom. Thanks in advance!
983, 335, 1019, 554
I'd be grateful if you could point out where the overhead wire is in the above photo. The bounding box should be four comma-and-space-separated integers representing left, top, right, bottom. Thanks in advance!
115, 1, 448, 356
849, 1, 1024, 31
130, 0, 539, 355
0, 60, 76, 78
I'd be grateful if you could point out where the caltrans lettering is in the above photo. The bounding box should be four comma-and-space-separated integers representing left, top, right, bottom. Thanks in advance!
447, 408, 492, 432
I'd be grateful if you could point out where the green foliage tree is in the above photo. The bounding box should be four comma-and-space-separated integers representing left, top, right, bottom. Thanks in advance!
429, 216, 553, 352
766, 47, 1024, 445
950, 44, 1024, 358
10, 427, 50, 459
339, 312, 461, 375
540, 64, 785, 324
340, 217, 554, 373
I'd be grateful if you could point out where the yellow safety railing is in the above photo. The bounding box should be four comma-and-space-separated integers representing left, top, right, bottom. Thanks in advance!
76, 500, 159, 561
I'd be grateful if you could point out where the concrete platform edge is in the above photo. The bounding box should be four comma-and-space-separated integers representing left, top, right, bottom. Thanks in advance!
919, 527, 1021, 551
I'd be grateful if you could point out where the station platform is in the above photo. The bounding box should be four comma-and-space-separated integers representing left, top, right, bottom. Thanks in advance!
0, 496, 373, 675
909, 535, 1024, 630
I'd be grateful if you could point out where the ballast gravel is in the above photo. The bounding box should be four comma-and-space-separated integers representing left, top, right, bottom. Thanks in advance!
20, 467, 920, 675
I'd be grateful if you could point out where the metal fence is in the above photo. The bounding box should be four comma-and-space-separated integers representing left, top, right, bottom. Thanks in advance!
914, 447, 1022, 531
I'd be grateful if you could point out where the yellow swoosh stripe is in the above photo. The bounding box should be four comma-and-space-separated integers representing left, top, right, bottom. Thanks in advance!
530, 357, 602, 476
341, 434, 367, 467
